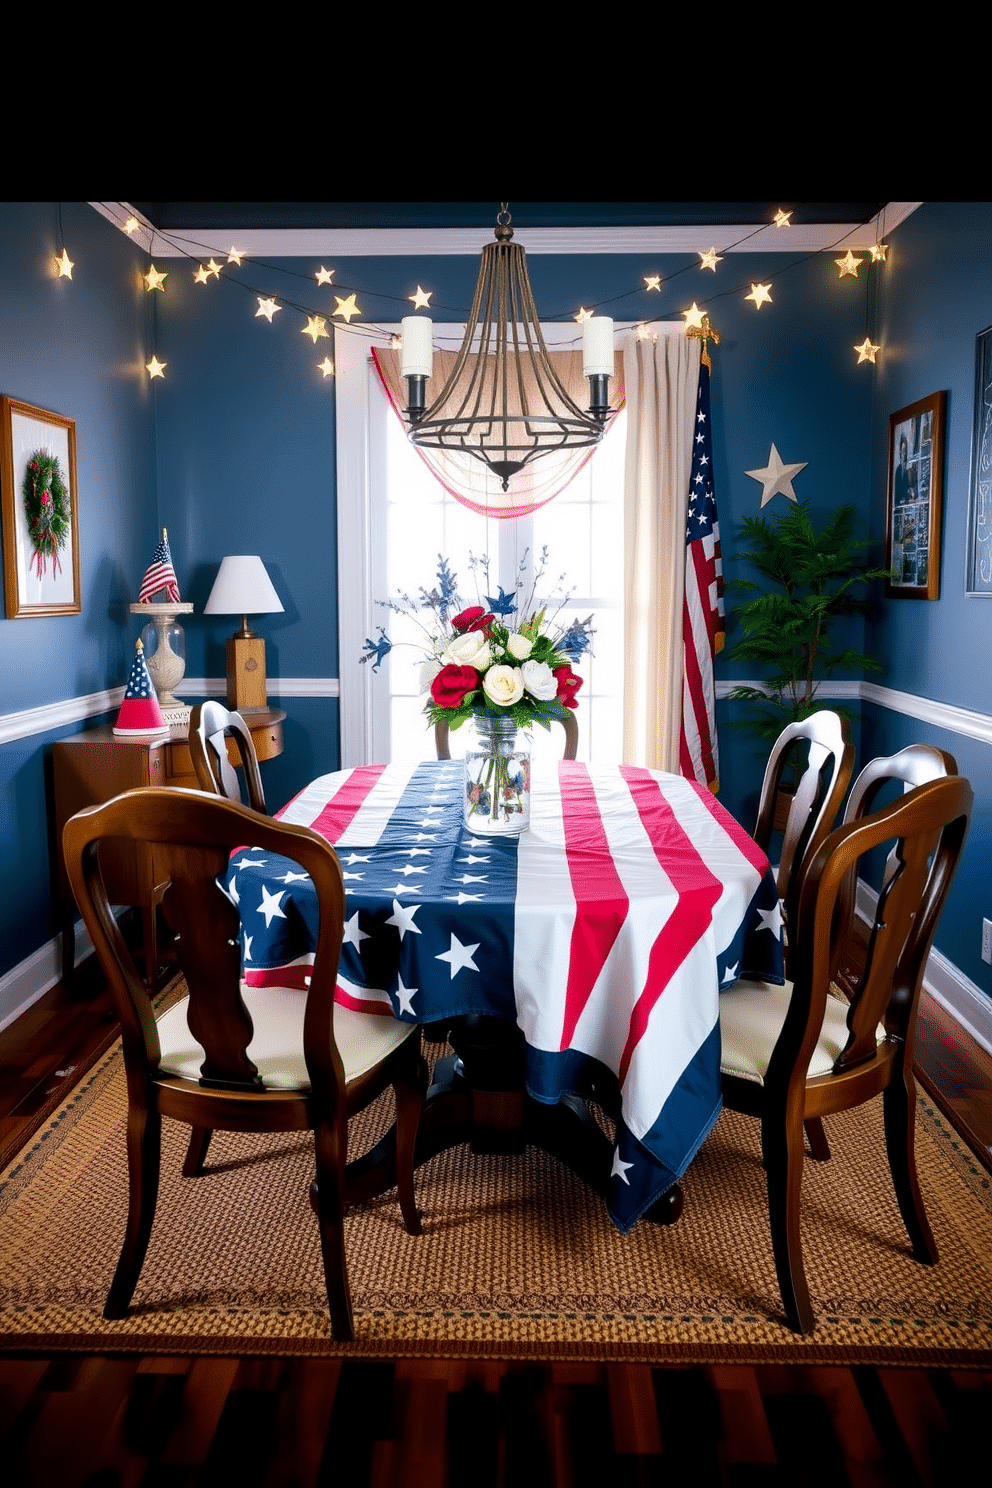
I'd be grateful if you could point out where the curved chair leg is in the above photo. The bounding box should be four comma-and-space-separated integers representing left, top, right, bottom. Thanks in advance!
394, 1045, 428, 1237
182, 1126, 213, 1177
804, 1117, 831, 1162
313, 1113, 354, 1342
763, 1107, 815, 1333
105, 1104, 161, 1320
883, 1072, 938, 1264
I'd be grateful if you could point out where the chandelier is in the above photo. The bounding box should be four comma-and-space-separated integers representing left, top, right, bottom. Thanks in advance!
400, 205, 615, 491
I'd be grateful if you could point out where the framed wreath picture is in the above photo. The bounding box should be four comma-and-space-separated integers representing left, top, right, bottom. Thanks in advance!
885, 390, 946, 601
1, 397, 80, 618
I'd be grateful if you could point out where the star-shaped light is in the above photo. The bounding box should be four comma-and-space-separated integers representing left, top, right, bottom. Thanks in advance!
146, 356, 166, 379
54, 248, 74, 279
745, 442, 808, 507
395, 976, 417, 1017
194, 264, 211, 285
611, 1150, 633, 1185
745, 282, 773, 309
143, 264, 168, 292
643, 274, 662, 292
318, 357, 335, 378
436, 933, 480, 979
870, 242, 888, 262
835, 250, 863, 278
257, 884, 287, 928
333, 293, 360, 322
255, 296, 281, 322
682, 302, 706, 330
855, 337, 880, 364
227, 247, 245, 265
408, 285, 432, 309
699, 247, 722, 272
575, 306, 593, 323
302, 315, 329, 344
774, 208, 792, 228
205, 258, 222, 279
757, 900, 784, 938
636, 324, 656, 341
315, 265, 335, 286
386, 899, 422, 941
343, 911, 370, 949
124, 217, 140, 235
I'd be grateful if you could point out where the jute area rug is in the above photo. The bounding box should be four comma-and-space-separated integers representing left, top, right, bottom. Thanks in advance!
2, 982, 991, 1366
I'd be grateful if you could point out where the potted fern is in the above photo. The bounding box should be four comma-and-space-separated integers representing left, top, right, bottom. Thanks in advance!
724, 501, 890, 768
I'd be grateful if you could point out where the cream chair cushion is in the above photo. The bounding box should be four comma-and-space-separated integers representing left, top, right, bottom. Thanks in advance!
719, 979, 881, 1085
156, 984, 415, 1090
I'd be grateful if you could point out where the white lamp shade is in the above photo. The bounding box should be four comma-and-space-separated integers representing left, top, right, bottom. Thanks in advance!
204, 556, 284, 616
400, 315, 434, 379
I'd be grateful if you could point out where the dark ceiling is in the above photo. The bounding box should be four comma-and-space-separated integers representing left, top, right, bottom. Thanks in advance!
130, 202, 888, 232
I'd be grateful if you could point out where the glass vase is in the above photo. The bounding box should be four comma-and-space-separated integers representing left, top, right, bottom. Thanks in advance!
463, 716, 531, 836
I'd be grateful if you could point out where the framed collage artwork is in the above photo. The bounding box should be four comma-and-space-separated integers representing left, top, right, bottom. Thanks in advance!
885, 390, 946, 601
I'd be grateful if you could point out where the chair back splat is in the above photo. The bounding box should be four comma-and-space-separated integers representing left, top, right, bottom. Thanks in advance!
753, 711, 855, 946
720, 773, 973, 1333
63, 787, 426, 1341
189, 700, 267, 812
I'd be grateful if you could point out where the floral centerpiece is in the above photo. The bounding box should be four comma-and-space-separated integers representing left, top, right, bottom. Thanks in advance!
361, 551, 592, 832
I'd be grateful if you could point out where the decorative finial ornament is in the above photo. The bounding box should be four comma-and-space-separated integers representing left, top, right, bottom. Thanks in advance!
685, 313, 721, 370
745, 442, 808, 507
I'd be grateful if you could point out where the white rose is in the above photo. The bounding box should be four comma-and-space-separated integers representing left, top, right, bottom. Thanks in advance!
419, 657, 441, 692
443, 630, 492, 670
482, 664, 525, 707
520, 659, 558, 701
506, 632, 533, 661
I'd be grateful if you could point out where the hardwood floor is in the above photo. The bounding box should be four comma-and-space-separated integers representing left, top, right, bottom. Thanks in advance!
2, 937, 991, 1486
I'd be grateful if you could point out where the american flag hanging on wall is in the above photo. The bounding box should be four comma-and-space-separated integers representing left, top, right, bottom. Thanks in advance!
679, 361, 725, 791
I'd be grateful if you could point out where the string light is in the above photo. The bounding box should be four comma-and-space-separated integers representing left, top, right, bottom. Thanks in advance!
301, 315, 329, 343
574, 307, 593, 323
835, 250, 863, 278
124, 217, 140, 235
682, 302, 706, 329
698, 248, 722, 271
643, 275, 662, 291
318, 356, 335, 377
143, 265, 168, 292
193, 265, 211, 285
227, 247, 245, 265
408, 285, 432, 309
333, 293, 360, 322
54, 248, 74, 279
774, 209, 792, 228
855, 337, 880, 364
255, 297, 281, 321
315, 265, 335, 285
870, 242, 888, 262
745, 282, 772, 309
146, 356, 166, 379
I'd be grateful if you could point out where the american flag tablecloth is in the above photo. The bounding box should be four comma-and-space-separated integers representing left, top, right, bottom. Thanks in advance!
233, 760, 784, 1231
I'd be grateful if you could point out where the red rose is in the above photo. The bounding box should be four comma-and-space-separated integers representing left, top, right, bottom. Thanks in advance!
467, 611, 495, 635
430, 664, 480, 709
451, 606, 485, 630
553, 664, 583, 710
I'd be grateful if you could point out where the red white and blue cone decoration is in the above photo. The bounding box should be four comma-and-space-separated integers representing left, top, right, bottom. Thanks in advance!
113, 639, 169, 736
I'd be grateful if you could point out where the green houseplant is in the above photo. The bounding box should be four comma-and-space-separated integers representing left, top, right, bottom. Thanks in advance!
724, 500, 891, 746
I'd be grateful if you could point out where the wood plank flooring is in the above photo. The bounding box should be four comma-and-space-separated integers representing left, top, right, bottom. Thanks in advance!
2, 932, 991, 1485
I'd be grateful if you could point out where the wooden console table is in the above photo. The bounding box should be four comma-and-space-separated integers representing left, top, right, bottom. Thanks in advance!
53, 708, 285, 985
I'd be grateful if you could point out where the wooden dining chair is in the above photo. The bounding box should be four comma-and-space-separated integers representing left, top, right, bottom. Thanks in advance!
718, 773, 973, 1333
434, 710, 579, 761
189, 700, 267, 812
753, 711, 855, 948
63, 788, 427, 1342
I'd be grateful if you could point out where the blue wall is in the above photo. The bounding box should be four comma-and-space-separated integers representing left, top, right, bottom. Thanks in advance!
1, 201, 988, 1011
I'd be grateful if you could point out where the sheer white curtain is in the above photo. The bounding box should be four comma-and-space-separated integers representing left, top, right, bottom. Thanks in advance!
622, 327, 701, 770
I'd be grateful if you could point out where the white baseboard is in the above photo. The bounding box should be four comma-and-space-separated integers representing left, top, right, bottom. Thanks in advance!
0, 921, 98, 1035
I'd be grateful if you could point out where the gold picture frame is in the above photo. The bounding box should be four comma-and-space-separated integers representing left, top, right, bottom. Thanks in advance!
885, 391, 945, 601
1, 396, 81, 617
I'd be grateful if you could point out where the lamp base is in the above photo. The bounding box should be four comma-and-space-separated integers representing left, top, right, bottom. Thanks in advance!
226, 633, 267, 712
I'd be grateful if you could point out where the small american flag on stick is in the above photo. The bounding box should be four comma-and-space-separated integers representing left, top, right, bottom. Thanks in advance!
138, 529, 181, 603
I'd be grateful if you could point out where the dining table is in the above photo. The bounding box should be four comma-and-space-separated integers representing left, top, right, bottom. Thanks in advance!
231, 758, 784, 1231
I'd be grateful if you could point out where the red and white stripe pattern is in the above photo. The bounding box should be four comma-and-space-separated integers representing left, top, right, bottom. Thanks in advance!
680, 361, 725, 792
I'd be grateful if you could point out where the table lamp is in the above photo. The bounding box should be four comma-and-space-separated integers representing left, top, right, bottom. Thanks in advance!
204, 555, 284, 712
